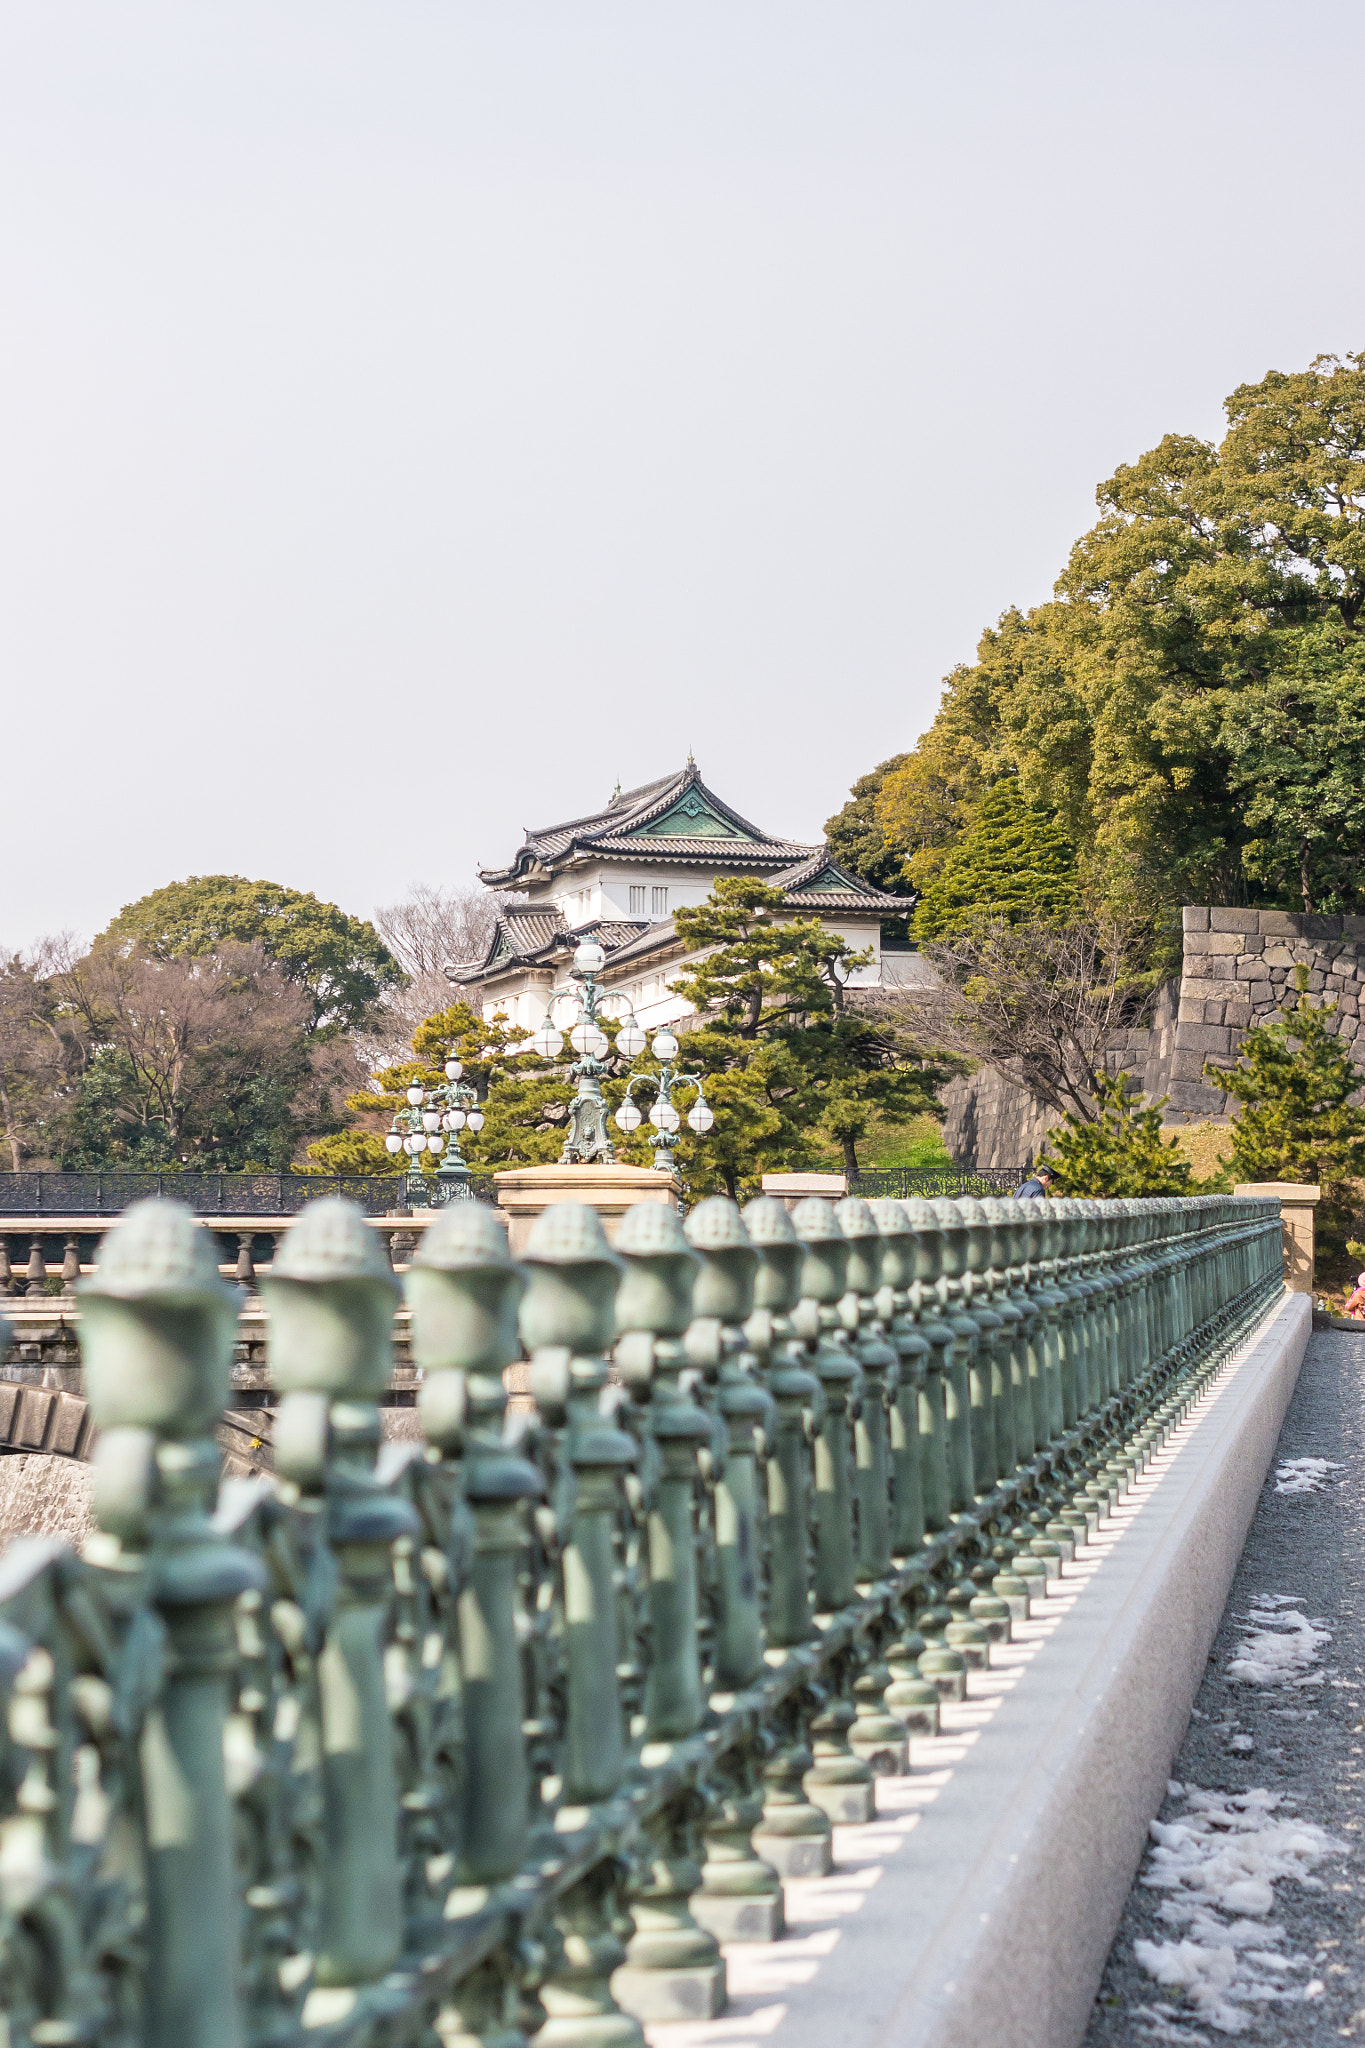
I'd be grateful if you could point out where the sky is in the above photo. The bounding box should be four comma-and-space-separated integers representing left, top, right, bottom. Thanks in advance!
4, 1, 1365, 947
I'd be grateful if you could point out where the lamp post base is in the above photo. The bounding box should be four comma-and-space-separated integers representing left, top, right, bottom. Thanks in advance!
493, 1163, 683, 1254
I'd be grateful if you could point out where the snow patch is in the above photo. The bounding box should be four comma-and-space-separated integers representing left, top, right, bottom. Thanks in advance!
1132, 2003, 1212, 2043
1274, 1457, 1342, 1496
1131, 1785, 1344, 2033
1227, 1600, 1331, 1686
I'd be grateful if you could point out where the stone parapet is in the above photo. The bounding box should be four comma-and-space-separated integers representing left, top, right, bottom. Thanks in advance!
492, 1160, 682, 1254
759, 1171, 848, 1209
1234, 1181, 1322, 1291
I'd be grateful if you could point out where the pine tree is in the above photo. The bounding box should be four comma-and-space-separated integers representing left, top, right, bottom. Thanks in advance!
1044, 1072, 1194, 1196
669, 877, 947, 1195
335, 999, 575, 1173
912, 778, 1077, 941
1210, 968, 1365, 1259
300, 1128, 402, 1177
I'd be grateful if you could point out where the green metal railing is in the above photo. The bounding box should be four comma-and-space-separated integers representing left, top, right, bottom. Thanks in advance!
0, 1168, 499, 1215
849, 1166, 1022, 1200
0, 1187, 1284, 2047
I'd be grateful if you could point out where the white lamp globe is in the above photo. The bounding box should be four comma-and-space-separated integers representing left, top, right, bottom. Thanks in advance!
422, 1111, 440, 1133
406, 1085, 424, 1107
615, 1101, 642, 1133
428, 1132, 445, 1153
586, 1027, 610, 1060
446, 1109, 467, 1131
467, 1109, 485, 1132
687, 1101, 715, 1135
614, 1022, 646, 1059
444, 1058, 463, 1081
651, 1030, 680, 1061
574, 939, 606, 975
531, 1022, 564, 1059
385, 1133, 403, 1154
569, 1021, 592, 1055
650, 1100, 681, 1133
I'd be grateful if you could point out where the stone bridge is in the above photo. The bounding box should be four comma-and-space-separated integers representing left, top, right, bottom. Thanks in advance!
0, 1186, 1304, 2048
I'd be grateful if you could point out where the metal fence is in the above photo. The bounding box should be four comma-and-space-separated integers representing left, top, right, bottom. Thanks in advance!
0, 1168, 498, 1214
0, 1185, 1285, 2047
849, 1165, 1023, 1200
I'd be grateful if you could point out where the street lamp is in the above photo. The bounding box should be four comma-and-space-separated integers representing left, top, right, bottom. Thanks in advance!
386, 1057, 485, 1208
526, 942, 713, 1176
615, 1027, 714, 1175
525, 940, 624, 1163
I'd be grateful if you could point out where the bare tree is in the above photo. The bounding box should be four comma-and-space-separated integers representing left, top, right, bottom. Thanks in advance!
885, 917, 1158, 1122
366, 883, 510, 1068
49, 940, 313, 1150
375, 883, 506, 979
0, 943, 77, 1170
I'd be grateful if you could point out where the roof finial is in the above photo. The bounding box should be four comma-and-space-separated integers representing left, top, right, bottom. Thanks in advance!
687, 748, 695, 766
610, 776, 621, 803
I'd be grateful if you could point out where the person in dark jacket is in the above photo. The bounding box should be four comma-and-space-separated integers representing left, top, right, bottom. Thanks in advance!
1013, 1165, 1054, 1200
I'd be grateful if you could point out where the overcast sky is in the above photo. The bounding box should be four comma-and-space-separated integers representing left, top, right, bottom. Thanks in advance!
4, 2, 1363, 947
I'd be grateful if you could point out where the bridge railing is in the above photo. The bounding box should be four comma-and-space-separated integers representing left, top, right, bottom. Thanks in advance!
848, 1165, 1022, 1199
0, 1168, 500, 1215
0, 1187, 1284, 2048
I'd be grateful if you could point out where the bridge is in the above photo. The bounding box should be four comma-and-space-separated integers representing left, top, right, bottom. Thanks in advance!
0, 1186, 1302, 2048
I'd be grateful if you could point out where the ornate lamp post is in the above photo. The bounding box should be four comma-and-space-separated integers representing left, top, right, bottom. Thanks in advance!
528, 940, 643, 1164
615, 1027, 715, 1174
527, 940, 713, 1175
385, 1057, 485, 1208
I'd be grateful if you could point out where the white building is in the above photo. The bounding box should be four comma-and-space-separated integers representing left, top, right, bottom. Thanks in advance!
450, 761, 923, 1033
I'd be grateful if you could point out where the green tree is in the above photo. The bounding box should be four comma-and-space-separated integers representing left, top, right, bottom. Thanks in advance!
47, 942, 355, 1171
341, 1001, 575, 1172
667, 877, 947, 1194
1225, 629, 1365, 913
299, 1129, 403, 1177
1210, 967, 1365, 1260
99, 875, 401, 1033
912, 779, 1077, 941
1043, 1073, 1194, 1196
859, 351, 1365, 924
823, 755, 913, 892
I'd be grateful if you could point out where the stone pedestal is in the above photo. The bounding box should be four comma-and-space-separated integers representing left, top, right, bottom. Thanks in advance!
1235, 1182, 1321, 1292
759, 1172, 847, 1210
492, 1163, 682, 1255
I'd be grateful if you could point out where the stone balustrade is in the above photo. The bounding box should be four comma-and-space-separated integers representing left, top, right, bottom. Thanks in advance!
0, 1186, 1284, 2047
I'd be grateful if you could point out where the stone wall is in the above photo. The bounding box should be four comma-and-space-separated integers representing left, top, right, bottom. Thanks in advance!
941, 909, 1365, 1166
938, 1064, 1059, 1172
939, 979, 1181, 1170
1167, 907, 1365, 1120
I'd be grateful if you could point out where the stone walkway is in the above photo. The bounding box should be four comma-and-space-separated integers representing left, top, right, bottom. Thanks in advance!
1083, 1329, 1365, 2044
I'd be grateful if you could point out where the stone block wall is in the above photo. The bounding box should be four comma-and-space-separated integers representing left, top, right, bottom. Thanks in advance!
938, 1062, 1061, 1171
1168, 907, 1365, 1120
939, 911, 1365, 1166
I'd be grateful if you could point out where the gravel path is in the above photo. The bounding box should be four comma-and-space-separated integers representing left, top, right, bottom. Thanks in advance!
1083, 1329, 1365, 2044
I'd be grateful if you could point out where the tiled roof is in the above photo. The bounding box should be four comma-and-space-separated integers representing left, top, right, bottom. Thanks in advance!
587, 835, 815, 864
503, 908, 564, 951
769, 855, 918, 914
478, 761, 813, 886
593, 920, 686, 972
448, 908, 652, 985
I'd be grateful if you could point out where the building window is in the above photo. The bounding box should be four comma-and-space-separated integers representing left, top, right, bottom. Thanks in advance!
629, 886, 646, 915
651, 886, 668, 917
